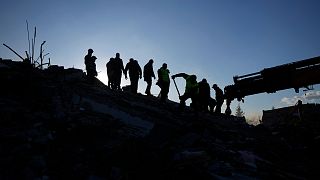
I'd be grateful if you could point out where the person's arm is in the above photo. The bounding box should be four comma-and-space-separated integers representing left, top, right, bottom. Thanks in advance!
138, 65, 142, 79
124, 63, 129, 79
121, 59, 125, 71
143, 65, 146, 78
172, 73, 188, 79
152, 69, 155, 79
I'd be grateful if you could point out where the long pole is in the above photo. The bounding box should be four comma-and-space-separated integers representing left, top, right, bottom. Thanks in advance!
3, 44, 25, 61
172, 78, 181, 97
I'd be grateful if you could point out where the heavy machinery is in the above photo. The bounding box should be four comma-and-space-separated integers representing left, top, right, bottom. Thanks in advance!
224, 56, 320, 115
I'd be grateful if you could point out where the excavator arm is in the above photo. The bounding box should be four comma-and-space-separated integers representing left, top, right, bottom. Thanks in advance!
224, 56, 320, 115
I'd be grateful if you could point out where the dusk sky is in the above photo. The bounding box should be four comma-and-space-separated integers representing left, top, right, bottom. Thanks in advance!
1, 0, 320, 121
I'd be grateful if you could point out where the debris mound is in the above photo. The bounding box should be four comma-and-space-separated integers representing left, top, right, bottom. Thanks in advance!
0, 59, 319, 179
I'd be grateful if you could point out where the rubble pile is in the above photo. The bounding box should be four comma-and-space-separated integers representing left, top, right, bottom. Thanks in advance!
0, 59, 318, 179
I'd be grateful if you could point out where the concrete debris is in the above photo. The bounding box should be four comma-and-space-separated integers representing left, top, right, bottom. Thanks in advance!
0, 60, 319, 179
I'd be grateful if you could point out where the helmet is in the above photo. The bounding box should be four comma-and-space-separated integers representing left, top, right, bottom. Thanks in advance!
88, 49, 94, 53
201, 78, 207, 83
162, 63, 167, 68
190, 75, 197, 81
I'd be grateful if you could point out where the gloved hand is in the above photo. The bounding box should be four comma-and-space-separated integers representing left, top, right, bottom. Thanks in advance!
171, 75, 176, 79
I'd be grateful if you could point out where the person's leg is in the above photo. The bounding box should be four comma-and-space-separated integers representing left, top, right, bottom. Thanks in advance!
130, 77, 138, 93
133, 78, 138, 93
116, 72, 122, 90
160, 82, 169, 102
111, 76, 116, 90
145, 79, 151, 95
191, 94, 199, 112
108, 75, 111, 88
209, 98, 216, 113
179, 93, 190, 108
87, 70, 94, 83
215, 102, 222, 113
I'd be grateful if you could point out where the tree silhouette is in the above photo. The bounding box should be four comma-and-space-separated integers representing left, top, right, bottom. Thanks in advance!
235, 103, 245, 117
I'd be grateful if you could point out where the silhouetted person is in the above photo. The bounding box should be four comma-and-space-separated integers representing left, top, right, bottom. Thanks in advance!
212, 84, 224, 113
225, 99, 232, 116
106, 57, 116, 89
157, 63, 170, 103
143, 59, 156, 95
113, 53, 125, 90
294, 99, 303, 121
125, 58, 142, 93
84, 49, 97, 83
172, 73, 199, 110
198, 78, 211, 112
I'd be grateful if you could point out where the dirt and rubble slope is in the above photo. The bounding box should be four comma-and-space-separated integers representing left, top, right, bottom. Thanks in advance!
0, 59, 319, 179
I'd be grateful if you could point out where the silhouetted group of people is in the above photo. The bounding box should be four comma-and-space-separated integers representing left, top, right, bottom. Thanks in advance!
84, 49, 97, 83
106, 53, 125, 90
84, 49, 224, 113
171, 73, 224, 113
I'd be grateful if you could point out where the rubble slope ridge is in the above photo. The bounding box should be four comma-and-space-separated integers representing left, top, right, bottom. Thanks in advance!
0, 60, 319, 179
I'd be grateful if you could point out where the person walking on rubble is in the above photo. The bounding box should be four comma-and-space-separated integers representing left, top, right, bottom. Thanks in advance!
157, 63, 170, 103
113, 53, 125, 90
212, 84, 224, 113
124, 58, 142, 93
106, 57, 116, 89
143, 59, 156, 96
198, 78, 211, 112
84, 48, 97, 83
171, 73, 199, 111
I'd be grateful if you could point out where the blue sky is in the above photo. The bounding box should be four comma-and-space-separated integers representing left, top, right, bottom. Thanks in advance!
1, 0, 320, 120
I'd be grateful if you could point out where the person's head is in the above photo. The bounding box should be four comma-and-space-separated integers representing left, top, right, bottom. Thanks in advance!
110, 57, 114, 61
162, 63, 167, 69
88, 49, 94, 54
212, 84, 218, 89
190, 75, 197, 82
201, 78, 207, 83
92, 56, 97, 61
116, 53, 120, 58
129, 58, 134, 62
149, 59, 154, 64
